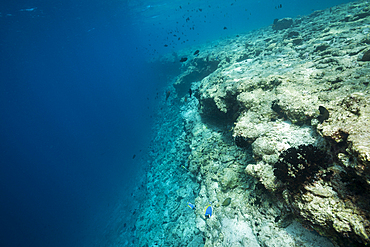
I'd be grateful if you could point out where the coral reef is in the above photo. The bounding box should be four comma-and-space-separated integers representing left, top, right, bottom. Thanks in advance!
135, 0, 370, 246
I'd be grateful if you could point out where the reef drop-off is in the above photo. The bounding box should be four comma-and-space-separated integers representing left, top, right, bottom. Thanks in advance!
133, 1, 370, 246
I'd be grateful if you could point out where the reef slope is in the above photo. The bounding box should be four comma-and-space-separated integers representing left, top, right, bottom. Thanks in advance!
135, 1, 370, 246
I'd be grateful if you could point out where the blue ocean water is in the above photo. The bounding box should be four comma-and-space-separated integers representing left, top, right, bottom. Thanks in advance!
0, 0, 354, 246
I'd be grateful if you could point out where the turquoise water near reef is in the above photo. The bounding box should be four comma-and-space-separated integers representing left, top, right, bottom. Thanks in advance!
0, 0, 354, 246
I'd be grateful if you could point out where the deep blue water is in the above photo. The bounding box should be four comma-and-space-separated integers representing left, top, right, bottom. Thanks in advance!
0, 1, 161, 246
0, 0, 353, 246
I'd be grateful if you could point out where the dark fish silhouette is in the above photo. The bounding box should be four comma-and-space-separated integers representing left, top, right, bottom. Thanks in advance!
275, 4, 283, 9
189, 88, 192, 97
318, 106, 329, 123
166, 90, 171, 100
180, 57, 188, 62
193, 50, 200, 55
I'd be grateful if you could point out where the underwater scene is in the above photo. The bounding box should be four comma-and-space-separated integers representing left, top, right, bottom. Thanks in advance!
1, 0, 370, 246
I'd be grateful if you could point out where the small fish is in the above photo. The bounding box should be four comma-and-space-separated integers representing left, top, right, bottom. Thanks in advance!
193, 50, 200, 55
275, 4, 283, 9
318, 106, 329, 123
132, 154, 136, 159
189, 88, 192, 97
181, 165, 189, 171
180, 57, 188, 62
20, 7, 37, 12
204, 204, 213, 218
222, 198, 232, 206
166, 90, 171, 100
187, 202, 196, 210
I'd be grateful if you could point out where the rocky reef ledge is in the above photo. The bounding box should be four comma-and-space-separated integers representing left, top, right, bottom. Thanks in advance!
136, 1, 370, 246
